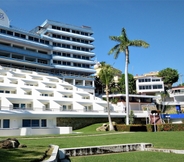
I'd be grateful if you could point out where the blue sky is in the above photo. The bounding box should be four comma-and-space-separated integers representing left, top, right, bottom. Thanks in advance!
1, 0, 184, 85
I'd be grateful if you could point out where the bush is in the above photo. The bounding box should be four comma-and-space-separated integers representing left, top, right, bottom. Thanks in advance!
116, 123, 184, 132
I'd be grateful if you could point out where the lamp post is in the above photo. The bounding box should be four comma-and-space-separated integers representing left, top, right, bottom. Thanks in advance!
152, 112, 157, 132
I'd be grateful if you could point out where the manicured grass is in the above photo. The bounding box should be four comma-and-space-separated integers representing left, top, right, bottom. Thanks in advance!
0, 125, 184, 161
70, 151, 184, 162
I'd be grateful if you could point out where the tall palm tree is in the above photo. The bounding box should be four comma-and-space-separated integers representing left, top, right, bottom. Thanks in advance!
98, 63, 115, 131
108, 28, 149, 125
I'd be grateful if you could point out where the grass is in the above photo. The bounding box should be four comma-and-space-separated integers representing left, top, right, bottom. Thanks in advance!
70, 152, 184, 162
0, 124, 184, 161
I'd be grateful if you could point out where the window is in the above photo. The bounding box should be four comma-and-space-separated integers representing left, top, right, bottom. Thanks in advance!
53, 51, 61, 56
34, 38, 39, 42
145, 79, 151, 82
22, 119, 39, 127
22, 119, 31, 127
0, 29, 6, 33
25, 57, 36, 62
32, 120, 39, 127
15, 32, 20, 37
13, 103, 19, 109
53, 34, 61, 38
152, 79, 160, 82
153, 85, 163, 89
21, 104, 26, 109
28, 36, 34, 40
41, 119, 47, 127
5, 90, 10, 93
21, 34, 26, 39
63, 105, 66, 110
7, 31, 13, 35
62, 28, 70, 32
62, 36, 70, 40
62, 44, 70, 48
3, 119, 10, 128
52, 26, 61, 30
53, 42, 61, 47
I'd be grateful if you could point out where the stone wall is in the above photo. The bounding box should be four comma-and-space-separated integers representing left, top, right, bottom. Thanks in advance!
57, 117, 124, 130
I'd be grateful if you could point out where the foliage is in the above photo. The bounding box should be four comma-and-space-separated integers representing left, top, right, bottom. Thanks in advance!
118, 73, 136, 94
116, 123, 184, 132
129, 110, 135, 124
108, 28, 149, 62
98, 64, 114, 86
98, 64, 115, 131
116, 124, 130, 131
158, 68, 179, 88
157, 123, 184, 131
108, 27, 149, 125
146, 124, 153, 132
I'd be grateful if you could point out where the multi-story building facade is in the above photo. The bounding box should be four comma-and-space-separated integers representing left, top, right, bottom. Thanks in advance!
0, 8, 95, 94
134, 72, 164, 95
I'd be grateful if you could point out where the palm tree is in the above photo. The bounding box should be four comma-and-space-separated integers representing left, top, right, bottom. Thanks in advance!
98, 63, 115, 131
108, 28, 149, 125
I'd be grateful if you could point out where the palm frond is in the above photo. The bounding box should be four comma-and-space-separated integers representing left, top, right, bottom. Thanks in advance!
109, 36, 122, 42
129, 40, 149, 48
121, 28, 129, 42
108, 44, 120, 54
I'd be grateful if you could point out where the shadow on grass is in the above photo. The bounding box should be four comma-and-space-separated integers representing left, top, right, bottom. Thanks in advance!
0, 147, 47, 162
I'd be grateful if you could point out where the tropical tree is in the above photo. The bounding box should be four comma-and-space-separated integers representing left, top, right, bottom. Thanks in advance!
118, 73, 136, 94
108, 28, 149, 125
98, 63, 115, 131
158, 68, 179, 89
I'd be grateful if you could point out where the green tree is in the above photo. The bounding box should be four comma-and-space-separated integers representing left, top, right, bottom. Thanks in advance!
158, 68, 179, 89
108, 28, 149, 125
98, 63, 115, 131
118, 73, 136, 94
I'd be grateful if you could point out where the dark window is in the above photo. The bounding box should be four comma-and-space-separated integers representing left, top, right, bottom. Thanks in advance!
22, 119, 39, 127
15, 33, 20, 37
0, 29, 6, 33
41, 119, 47, 127
34, 38, 39, 42
3, 119, 10, 128
29, 36, 34, 41
45, 40, 49, 45
52, 26, 57, 29
22, 119, 31, 127
32, 120, 39, 127
7, 31, 13, 35
21, 34, 26, 39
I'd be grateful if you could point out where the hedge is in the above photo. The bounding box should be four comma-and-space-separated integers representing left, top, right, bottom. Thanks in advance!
116, 124, 184, 132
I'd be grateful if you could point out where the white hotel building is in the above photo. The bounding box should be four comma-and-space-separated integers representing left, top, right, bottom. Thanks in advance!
0, 9, 159, 136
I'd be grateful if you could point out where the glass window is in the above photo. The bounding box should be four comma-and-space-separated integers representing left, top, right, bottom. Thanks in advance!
41, 119, 47, 127
21, 104, 26, 109
32, 120, 39, 127
22, 119, 39, 127
63, 105, 66, 110
23, 119, 31, 127
13, 103, 19, 109
7, 31, 13, 35
3, 119, 10, 128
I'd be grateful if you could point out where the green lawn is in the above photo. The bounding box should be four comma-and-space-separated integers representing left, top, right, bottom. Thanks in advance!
0, 124, 184, 161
